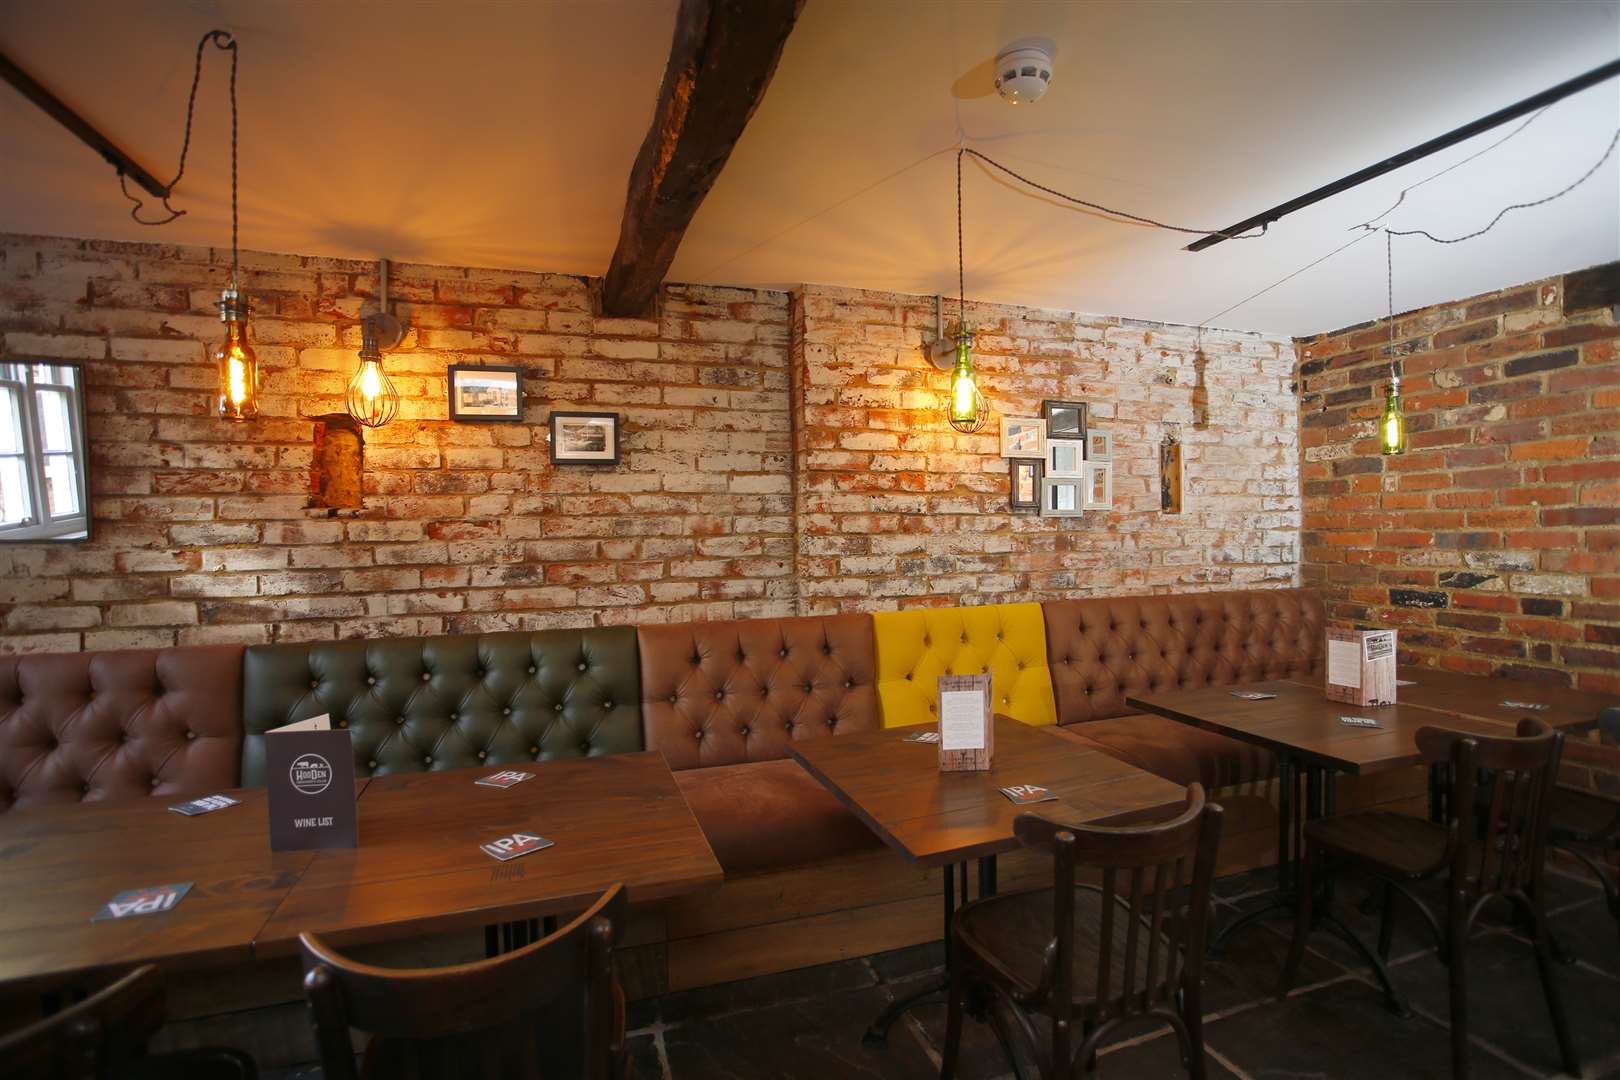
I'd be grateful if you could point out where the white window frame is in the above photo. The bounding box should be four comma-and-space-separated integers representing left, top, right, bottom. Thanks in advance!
0, 362, 89, 542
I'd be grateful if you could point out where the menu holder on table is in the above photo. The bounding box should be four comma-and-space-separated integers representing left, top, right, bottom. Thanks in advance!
938, 673, 993, 772
1325, 628, 1397, 708
265, 714, 359, 852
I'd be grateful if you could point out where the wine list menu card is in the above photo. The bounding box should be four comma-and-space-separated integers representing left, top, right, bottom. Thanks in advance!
265, 714, 359, 851
1325, 628, 1397, 708
938, 673, 993, 772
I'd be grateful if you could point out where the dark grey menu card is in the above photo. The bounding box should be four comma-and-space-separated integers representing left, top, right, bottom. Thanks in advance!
266, 726, 358, 851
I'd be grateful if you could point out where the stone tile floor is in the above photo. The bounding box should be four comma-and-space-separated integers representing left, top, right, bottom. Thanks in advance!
622, 864, 1619, 1080
263, 863, 1618, 1080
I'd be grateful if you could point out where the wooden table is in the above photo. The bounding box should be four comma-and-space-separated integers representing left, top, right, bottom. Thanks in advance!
0, 788, 319, 993
0, 753, 722, 990
257, 752, 722, 955
790, 714, 1185, 1047
1127, 668, 1618, 1011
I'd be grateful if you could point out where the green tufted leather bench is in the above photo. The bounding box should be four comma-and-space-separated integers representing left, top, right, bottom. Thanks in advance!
240, 629, 645, 786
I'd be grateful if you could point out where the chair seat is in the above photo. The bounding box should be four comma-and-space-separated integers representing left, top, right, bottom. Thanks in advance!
954, 884, 1175, 1007
673, 758, 883, 875
1053, 713, 1275, 790
1549, 786, 1620, 842
1305, 810, 1448, 878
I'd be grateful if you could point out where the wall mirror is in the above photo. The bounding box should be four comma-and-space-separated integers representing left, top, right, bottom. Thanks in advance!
0, 362, 89, 541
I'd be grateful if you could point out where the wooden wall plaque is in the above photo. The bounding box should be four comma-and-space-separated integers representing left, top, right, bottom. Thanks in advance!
1160, 437, 1183, 514
1324, 627, 1397, 707
938, 673, 993, 772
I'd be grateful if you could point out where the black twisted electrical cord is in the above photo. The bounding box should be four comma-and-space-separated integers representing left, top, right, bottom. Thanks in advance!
119, 28, 237, 252
959, 147, 1268, 241
957, 148, 965, 332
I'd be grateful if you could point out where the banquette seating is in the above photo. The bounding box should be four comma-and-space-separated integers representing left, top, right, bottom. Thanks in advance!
0, 590, 1325, 878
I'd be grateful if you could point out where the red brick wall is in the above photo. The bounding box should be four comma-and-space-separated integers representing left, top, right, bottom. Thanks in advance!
0, 233, 793, 651
793, 286, 1300, 610
1296, 269, 1619, 694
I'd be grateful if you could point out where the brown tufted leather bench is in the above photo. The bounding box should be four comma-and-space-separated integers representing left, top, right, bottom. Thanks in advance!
0, 645, 245, 814
637, 613, 884, 874
1041, 589, 1324, 790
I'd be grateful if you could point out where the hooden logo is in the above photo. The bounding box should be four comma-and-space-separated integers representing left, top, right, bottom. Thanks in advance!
289, 753, 334, 795
480, 832, 554, 862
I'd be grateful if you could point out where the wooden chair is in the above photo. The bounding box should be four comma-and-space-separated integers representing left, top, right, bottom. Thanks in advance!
1546, 706, 1620, 947
942, 785, 1224, 1080
0, 964, 256, 1080
1280, 719, 1579, 1080
299, 884, 629, 1080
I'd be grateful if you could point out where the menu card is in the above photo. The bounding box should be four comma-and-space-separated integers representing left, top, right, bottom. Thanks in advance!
1325, 628, 1397, 707
265, 714, 358, 852
937, 673, 993, 772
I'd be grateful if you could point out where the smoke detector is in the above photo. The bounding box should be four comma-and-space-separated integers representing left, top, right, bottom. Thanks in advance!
993, 40, 1054, 105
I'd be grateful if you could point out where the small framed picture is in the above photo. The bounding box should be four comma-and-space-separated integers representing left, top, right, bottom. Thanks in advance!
1009, 459, 1041, 514
1046, 438, 1085, 478
448, 365, 523, 422
1086, 429, 1113, 462
1040, 477, 1085, 517
549, 411, 620, 465
1042, 399, 1087, 441
1083, 461, 1113, 509
1000, 417, 1045, 459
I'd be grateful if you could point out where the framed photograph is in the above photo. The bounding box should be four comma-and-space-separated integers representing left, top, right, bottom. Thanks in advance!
1086, 428, 1113, 462
1042, 399, 1087, 441
1039, 477, 1085, 518
1009, 458, 1041, 514
448, 365, 523, 422
549, 411, 620, 465
1083, 461, 1113, 509
1000, 417, 1045, 459
1046, 438, 1085, 478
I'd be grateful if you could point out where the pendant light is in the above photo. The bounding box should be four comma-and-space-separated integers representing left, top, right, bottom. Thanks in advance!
346, 259, 403, 428
1379, 232, 1406, 455
947, 149, 987, 434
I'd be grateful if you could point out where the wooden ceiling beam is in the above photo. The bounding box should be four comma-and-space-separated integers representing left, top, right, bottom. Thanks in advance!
600, 0, 804, 317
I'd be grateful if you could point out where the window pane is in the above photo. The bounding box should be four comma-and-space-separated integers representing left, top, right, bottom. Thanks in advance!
0, 455, 31, 526
0, 363, 24, 382
35, 389, 73, 453
0, 387, 20, 454
43, 453, 79, 517
33, 364, 77, 388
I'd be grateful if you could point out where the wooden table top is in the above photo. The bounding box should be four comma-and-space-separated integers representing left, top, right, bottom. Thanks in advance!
255, 752, 723, 955
1125, 674, 1600, 776
789, 715, 1187, 868
1285, 667, 1615, 734
0, 787, 320, 993
1, 753, 723, 987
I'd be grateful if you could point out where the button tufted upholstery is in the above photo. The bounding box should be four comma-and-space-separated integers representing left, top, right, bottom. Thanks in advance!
240, 629, 643, 786
637, 613, 883, 873
637, 613, 879, 771
0, 646, 244, 814
1042, 588, 1324, 790
872, 603, 1057, 728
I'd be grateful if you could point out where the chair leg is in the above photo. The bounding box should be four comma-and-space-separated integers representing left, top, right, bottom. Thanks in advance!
1183, 982, 1207, 1080
1279, 844, 1316, 995
941, 948, 964, 1080
1377, 880, 1395, 961
1524, 901, 1581, 1077
1446, 901, 1471, 1080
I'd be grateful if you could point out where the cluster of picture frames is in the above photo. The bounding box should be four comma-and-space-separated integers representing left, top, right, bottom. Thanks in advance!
1001, 400, 1110, 517
446, 365, 620, 465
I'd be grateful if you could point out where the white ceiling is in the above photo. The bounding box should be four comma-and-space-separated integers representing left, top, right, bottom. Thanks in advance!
1, 0, 1616, 337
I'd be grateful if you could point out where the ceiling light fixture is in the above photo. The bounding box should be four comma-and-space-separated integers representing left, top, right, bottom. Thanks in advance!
946, 150, 986, 434
1380, 233, 1406, 456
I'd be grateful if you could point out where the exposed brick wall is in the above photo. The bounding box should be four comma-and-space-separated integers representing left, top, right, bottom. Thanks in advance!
0, 233, 793, 651
792, 285, 1300, 610
1296, 270, 1619, 694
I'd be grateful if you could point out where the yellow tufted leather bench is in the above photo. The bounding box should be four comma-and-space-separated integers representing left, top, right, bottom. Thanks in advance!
872, 603, 1057, 728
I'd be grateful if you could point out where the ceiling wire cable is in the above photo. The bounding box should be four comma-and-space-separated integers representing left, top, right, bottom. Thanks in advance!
1350, 106, 1551, 232
1197, 229, 1383, 330
959, 147, 1269, 241
118, 29, 237, 227
1386, 125, 1620, 243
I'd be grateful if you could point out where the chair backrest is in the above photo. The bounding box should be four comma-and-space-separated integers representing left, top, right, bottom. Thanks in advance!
0, 964, 164, 1079
1014, 786, 1223, 1031
1417, 718, 1563, 899
300, 885, 627, 1080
